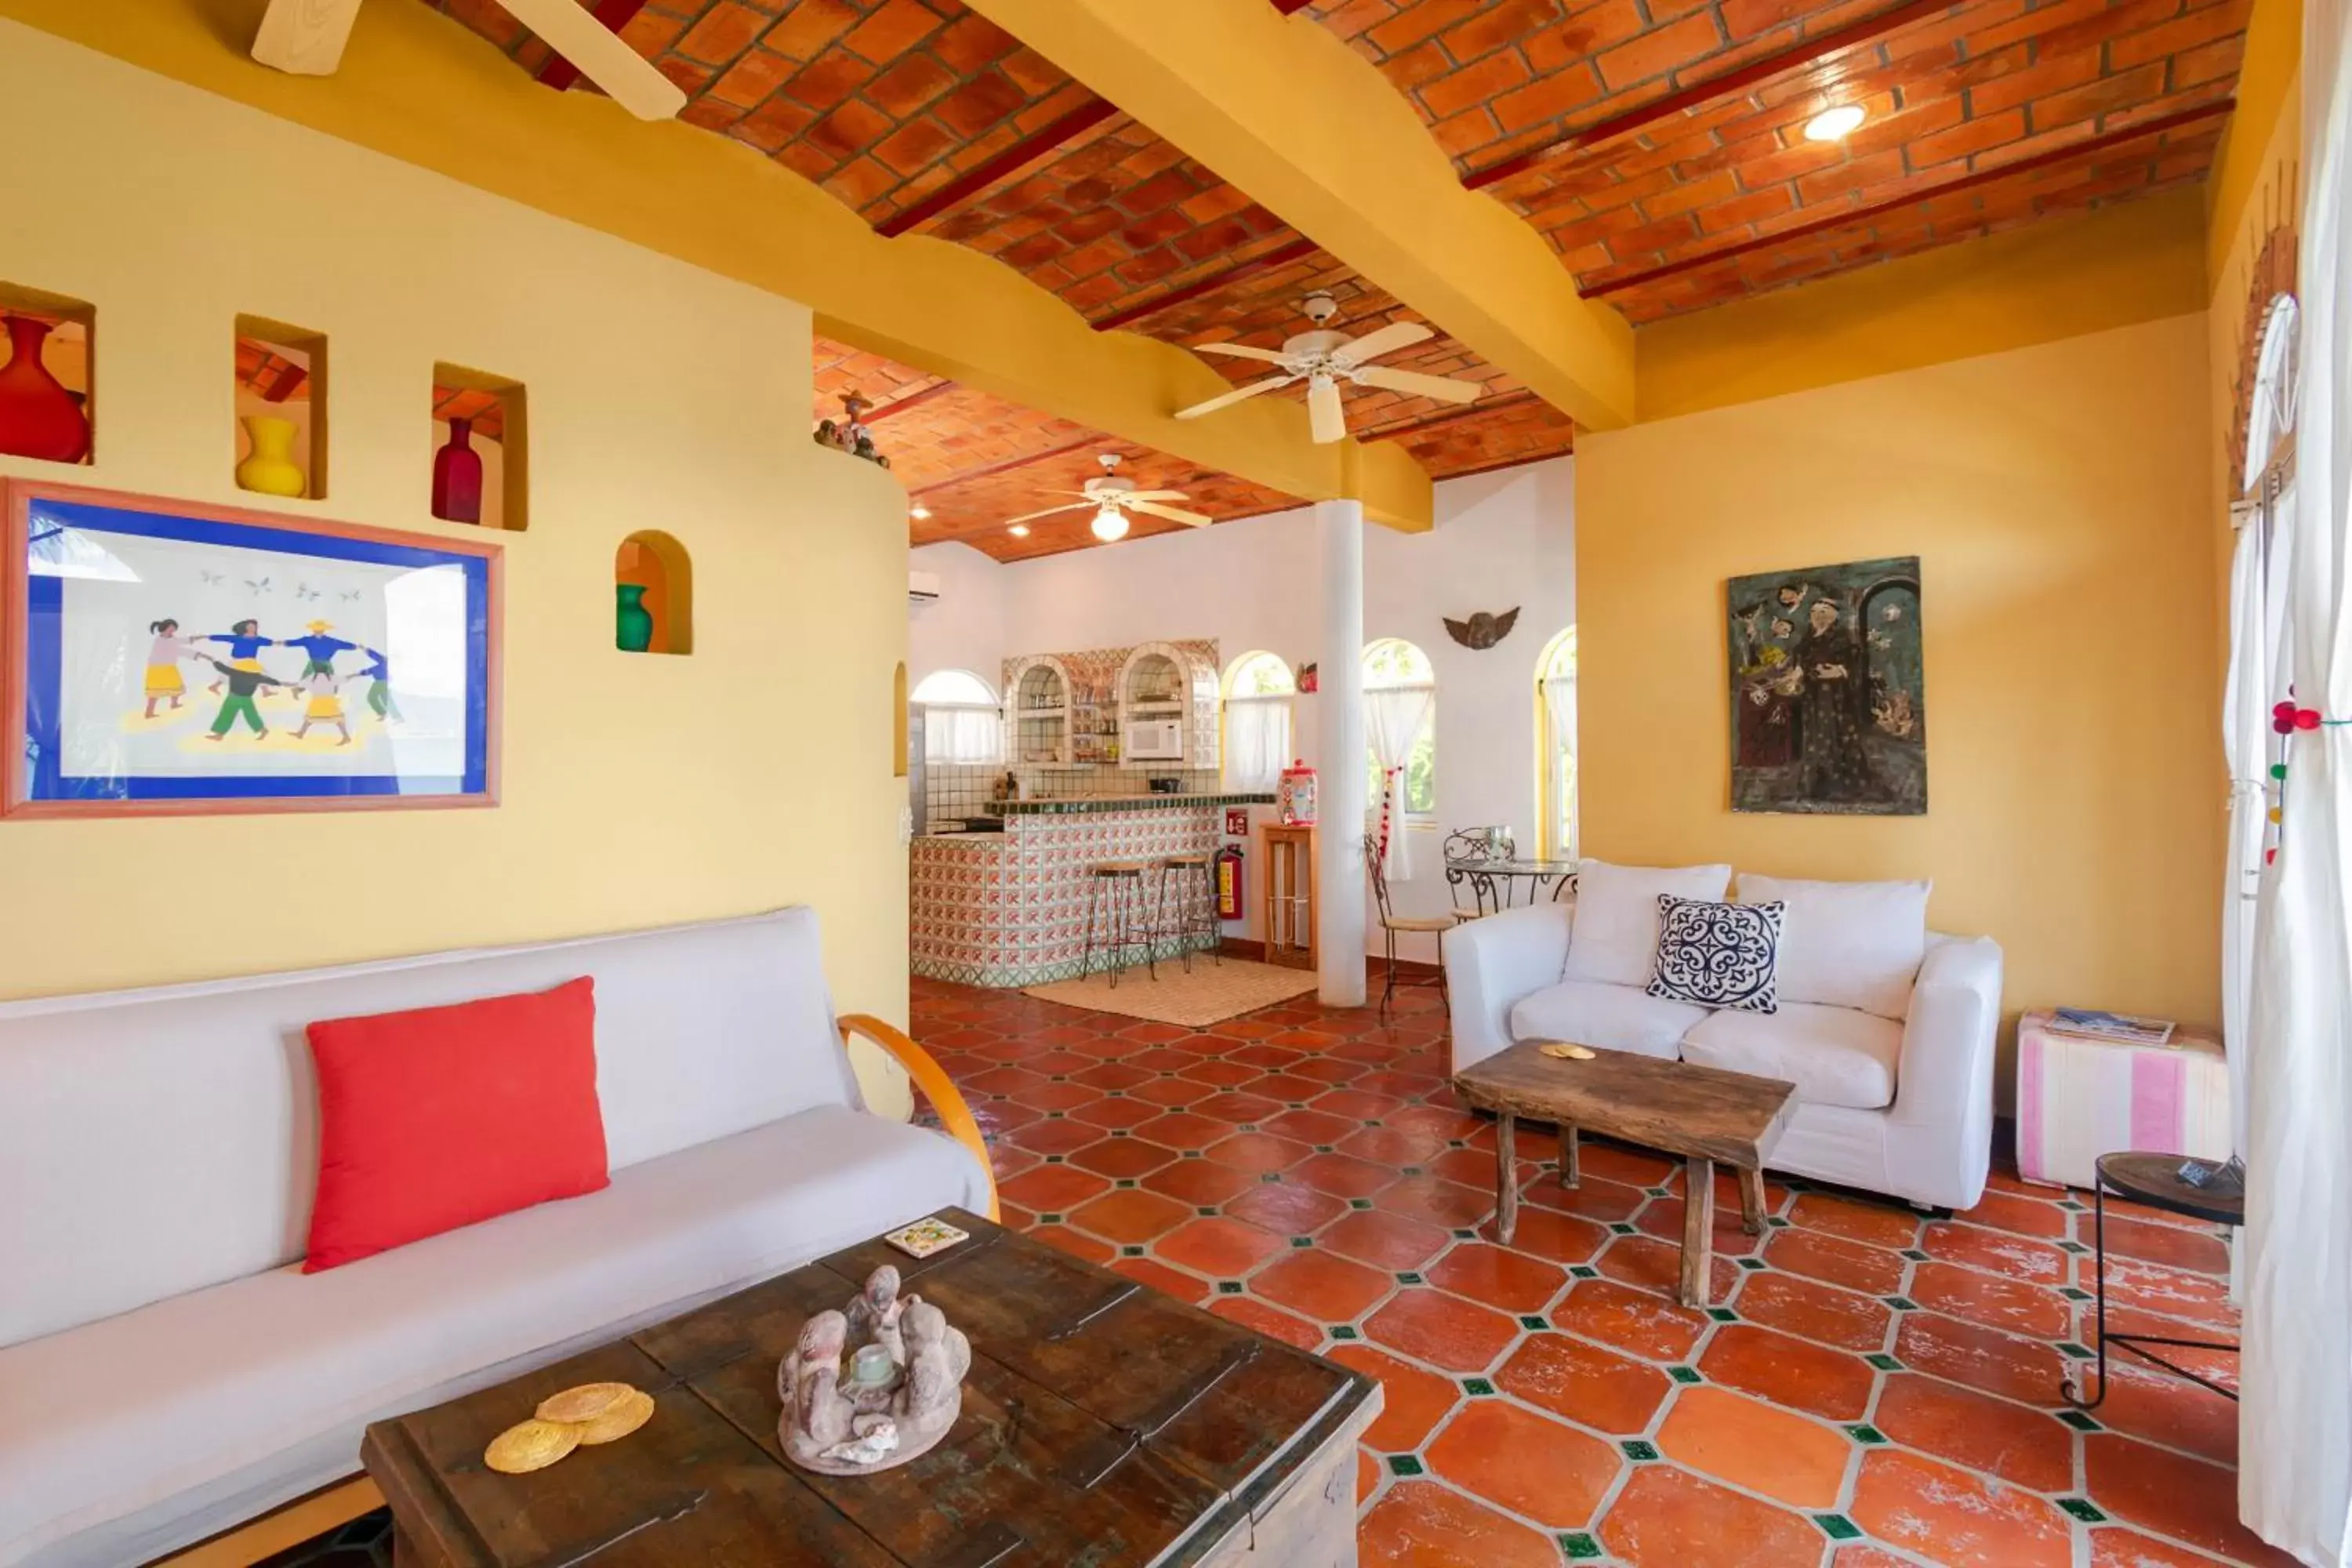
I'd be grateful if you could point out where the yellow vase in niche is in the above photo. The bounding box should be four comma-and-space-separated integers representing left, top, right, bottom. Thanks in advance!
236, 415, 307, 498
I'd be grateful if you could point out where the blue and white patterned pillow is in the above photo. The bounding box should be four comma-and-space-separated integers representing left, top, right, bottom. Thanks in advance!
1646, 895, 1784, 1013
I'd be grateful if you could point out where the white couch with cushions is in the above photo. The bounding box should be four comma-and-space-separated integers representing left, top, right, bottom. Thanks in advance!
1445, 862, 2002, 1211
0, 908, 990, 1568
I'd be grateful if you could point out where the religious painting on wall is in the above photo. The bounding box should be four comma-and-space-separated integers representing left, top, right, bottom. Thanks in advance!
1728, 556, 1924, 815
3, 481, 500, 817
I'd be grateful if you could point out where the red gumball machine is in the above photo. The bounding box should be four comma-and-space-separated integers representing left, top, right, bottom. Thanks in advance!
1277, 761, 1318, 826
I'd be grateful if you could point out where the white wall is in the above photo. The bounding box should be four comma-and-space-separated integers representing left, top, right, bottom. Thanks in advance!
909, 456, 1575, 960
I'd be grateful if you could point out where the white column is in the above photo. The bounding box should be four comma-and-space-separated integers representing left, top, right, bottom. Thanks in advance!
1316, 498, 1367, 1007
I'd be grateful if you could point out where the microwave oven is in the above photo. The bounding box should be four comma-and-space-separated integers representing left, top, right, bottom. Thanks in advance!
1123, 719, 1185, 760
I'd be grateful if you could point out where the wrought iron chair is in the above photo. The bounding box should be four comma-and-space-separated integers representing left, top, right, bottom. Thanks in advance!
1366, 835, 1461, 1014
1442, 826, 1515, 919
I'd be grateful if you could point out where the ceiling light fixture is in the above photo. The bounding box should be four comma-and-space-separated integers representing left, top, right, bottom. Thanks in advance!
1007, 523, 1030, 537
909, 504, 931, 520
1803, 104, 1866, 142
1091, 506, 1130, 543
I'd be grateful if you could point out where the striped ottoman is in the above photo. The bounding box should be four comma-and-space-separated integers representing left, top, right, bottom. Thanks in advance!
2015, 1010, 2231, 1191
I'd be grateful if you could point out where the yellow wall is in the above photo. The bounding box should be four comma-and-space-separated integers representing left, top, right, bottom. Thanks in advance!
1578, 316, 2223, 1077
0, 27, 913, 1040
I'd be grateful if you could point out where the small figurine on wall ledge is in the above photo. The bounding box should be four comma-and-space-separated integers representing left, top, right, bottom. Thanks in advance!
813, 390, 891, 468
777, 1264, 968, 1475
1296, 662, 1318, 693
1443, 607, 1519, 650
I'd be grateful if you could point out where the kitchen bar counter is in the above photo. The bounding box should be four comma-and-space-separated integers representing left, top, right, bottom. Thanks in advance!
912, 795, 1270, 987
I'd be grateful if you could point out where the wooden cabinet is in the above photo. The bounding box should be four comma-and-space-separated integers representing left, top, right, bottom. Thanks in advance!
1261, 824, 1316, 971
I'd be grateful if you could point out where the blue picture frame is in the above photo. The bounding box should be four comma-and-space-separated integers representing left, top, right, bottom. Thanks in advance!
4, 481, 501, 816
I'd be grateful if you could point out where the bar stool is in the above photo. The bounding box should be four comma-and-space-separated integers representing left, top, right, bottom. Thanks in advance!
1080, 862, 1156, 987
1154, 853, 1221, 975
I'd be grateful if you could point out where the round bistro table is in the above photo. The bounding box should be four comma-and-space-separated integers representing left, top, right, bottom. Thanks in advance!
2060, 1150, 2244, 1410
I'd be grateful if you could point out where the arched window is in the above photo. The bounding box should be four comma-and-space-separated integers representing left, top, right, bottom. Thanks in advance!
1363, 638, 1436, 822
910, 668, 1004, 765
1221, 651, 1294, 792
1537, 627, 1577, 858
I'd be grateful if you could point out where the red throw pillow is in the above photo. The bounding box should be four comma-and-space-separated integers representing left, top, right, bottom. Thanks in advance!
303, 977, 608, 1272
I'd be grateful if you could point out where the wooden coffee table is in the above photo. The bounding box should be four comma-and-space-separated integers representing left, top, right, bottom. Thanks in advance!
361, 1208, 1380, 1566
1452, 1044, 1795, 1308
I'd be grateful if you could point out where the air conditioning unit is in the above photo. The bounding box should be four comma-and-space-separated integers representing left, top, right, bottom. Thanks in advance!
908, 570, 942, 606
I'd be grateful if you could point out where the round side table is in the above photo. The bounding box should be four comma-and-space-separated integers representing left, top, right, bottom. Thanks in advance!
2061, 1150, 2243, 1410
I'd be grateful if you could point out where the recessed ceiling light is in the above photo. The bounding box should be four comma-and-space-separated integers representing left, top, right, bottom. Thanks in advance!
909, 504, 931, 520
1091, 507, 1130, 543
1803, 104, 1866, 142
1007, 523, 1030, 537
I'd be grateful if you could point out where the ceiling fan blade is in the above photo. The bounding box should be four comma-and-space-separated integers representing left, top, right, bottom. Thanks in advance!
1192, 343, 1294, 366
1176, 373, 1298, 420
1308, 376, 1347, 445
1127, 501, 1214, 527
1352, 365, 1486, 405
999, 502, 1096, 525
1120, 490, 1192, 503
1333, 321, 1433, 365
499, 0, 688, 119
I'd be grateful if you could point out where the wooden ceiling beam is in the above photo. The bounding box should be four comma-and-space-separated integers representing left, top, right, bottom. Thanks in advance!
1462, 0, 1957, 191
534, 0, 646, 94
1583, 100, 2234, 299
877, 97, 1119, 238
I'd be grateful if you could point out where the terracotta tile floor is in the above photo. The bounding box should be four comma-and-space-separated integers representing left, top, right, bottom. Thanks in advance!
913, 975, 2284, 1568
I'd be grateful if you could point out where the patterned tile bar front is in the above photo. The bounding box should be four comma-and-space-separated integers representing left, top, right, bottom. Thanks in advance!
911, 801, 1251, 986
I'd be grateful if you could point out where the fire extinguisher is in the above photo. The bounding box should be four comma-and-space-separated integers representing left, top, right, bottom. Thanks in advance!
1215, 843, 1245, 921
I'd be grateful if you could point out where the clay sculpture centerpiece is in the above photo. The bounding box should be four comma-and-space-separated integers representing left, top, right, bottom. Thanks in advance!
778, 1264, 969, 1475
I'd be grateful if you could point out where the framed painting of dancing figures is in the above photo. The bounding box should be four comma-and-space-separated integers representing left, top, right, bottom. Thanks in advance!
1728, 556, 1925, 815
3, 481, 500, 817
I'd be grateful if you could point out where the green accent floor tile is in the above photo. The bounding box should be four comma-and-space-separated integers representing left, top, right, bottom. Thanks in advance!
1706, 1308, 1737, 1323
1519, 1315, 1550, 1330
1621, 1439, 1659, 1461
1314, 1145, 1334, 1154
1110, 1129, 1131, 1138
2060, 1286, 2094, 1301
1386, 1454, 1424, 1477
1902, 1247, 1931, 1261
1846, 1424, 1887, 1444
1330, 1325, 1359, 1341
1290, 1236, 1314, 1248
2058, 1341, 2095, 1359
1449, 1139, 1468, 1149
1349, 1198, 1374, 1210
1738, 1257, 1767, 1271
1766, 1214, 1792, 1228
1866, 1352, 1904, 1371
1402, 1165, 1425, 1177
1366, 1119, 1384, 1127
1559, 1532, 1604, 1560
1181, 1149, 1203, 1160
1121, 1245, 1145, 1258
1813, 1514, 1862, 1541
1461, 1377, 1496, 1396
1610, 1222, 1638, 1236
1045, 1154, 1065, 1164
1884, 1296, 1919, 1311
2059, 1240, 2091, 1254
1038, 1212, 1063, 1224
1647, 1186, 1673, 1198
1570, 1265, 1599, 1279
1669, 1364, 1702, 1385
2056, 1410, 2102, 1432
1454, 1229, 1479, 1240
1047, 1110, 1065, 1119
1217, 1280, 1243, 1295
1196, 1206, 1218, 1217
1240, 1123, 1260, 1133
1116, 1178, 1137, 1189
1261, 1173, 1284, 1184
1396, 1272, 1424, 1285
2057, 1497, 2107, 1523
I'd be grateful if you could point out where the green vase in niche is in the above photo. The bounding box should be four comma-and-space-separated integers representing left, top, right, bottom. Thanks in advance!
615, 584, 654, 652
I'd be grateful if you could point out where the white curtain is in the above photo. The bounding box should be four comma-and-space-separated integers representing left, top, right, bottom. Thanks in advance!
1366, 684, 1433, 880
1225, 696, 1291, 792
2241, 1, 2352, 1554
1543, 672, 1577, 857
2222, 513, 2267, 1162
923, 704, 1003, 765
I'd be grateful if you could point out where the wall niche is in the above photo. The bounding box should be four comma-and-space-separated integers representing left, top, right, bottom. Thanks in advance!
0, 282, 95, 466
430, 362, 527, 529
615, 530, 691, 655
233, 316, 326, 499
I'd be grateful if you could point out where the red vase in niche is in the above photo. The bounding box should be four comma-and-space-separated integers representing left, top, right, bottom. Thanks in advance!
431, 416, 485, 524
0, 314, 90, 463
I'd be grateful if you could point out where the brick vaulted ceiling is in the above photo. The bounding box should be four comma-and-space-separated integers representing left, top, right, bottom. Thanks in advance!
426, 0, 2249, 539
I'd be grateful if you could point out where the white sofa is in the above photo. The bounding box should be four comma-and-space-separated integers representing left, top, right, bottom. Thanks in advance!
0, 909, 989, 1568
1446, 873, 2002, 1211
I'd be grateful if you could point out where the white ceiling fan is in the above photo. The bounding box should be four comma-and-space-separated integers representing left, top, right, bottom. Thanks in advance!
1174, 292, 1484, 444
1001, 455, 1211, 543
251, 0, 687, 120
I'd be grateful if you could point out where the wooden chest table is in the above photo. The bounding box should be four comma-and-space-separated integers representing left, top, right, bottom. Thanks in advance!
361, 1209, 1380, 1566
1453, 1043, 1795, 1308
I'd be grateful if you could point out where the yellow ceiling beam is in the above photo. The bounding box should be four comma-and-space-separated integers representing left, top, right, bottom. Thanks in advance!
967, 0, 1636, 433
0, 0, 1432, 530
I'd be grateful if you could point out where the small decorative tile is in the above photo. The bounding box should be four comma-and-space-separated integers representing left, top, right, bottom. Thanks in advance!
1610, 1222, 1638, 1236
1401, 1165, 1425, 1177
1261, 1173, 1283, 1184
1706, 1307, 1737, 1323
1182, 1150, 1203, 1160
1196, 1206, 1218, 1217
1454, 1229, 1478, 1240
1290, 1236, 1314, 1248
1366, 1119, 1385, 1127
1449, 1139, 1468, 1149
1216, 1280, 1243, 1295
2058, 1341, 2095, 1359
1766, 1214, 1791, 1228
1396, 1271, 1425, 1285
1039, 1213, 1064, 1224
1519, 1314, 1550, 1330
1313, 1144, 1334, 1154
2056, 1410, 2102, 1432
1240, 1123, 1260, 1134
1046, 1155, 1065, 1164
1122, 1245, 1145, 1258
1902, 1248, 1931, 1261
1111, 1129, 1131, 1138
1047, 1110, 1065, 1120
2057, 1497, 2107, 1523
1570, 1265, 1599, 1279
1621, 1439, 1659, 1461
1669, 1364, 1702, 1385
1330, 1324, 1360, 1341
2059, 1240, 2091, 1254
1350, 1198, 1374, 1210
1883, 1296, 1918, 1311
1846, 1424, 1887, 1444
1386, 1454, 1424, 1477
1646, 1186, 1673, 1198
1812, 1514, 1862, 1541
1461, 1377, 1496, 1396
1559, 1531, 1604, 1560
1116, 1178, 1137, 1189
1738, 1257, 1767, 1271
2060, 1198, 2087, 1210
2060, 1286, 2093, 1301
1866, 1352, 1903, 1372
